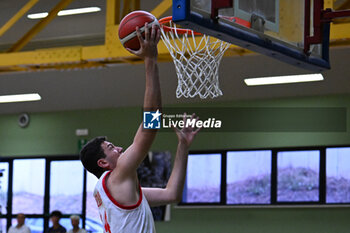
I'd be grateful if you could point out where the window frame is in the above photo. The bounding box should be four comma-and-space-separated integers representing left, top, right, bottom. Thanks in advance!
0, 155, 88, 232
181, 152, 224, 205
179, 145, 350, 207
1, 145, 349, 232
226, 150, 272, 205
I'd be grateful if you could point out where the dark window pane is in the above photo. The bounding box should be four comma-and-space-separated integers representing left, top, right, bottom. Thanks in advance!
86, 172, 103, 233
13, 159, 45, 214
183, 154, 221, 203
12, 218, 43, 233
0, 162, 9, 214
50, 161, 83, 213
227, 151, 271, 204
326, 147, 350, 203
277, 151, 320, 202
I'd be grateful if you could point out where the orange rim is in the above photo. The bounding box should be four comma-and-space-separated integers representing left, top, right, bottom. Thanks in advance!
159, 16, 202, 35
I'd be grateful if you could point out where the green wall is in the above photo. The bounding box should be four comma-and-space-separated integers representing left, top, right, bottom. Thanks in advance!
1, 95, 350, 156
1, 94, 350, 232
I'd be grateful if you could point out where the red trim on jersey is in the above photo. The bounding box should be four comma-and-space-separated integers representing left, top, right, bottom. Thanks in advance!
102, 170, 143, 210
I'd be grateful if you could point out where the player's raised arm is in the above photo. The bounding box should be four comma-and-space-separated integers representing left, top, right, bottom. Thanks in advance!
143, 114, 201, 206
118, 23, 162, 175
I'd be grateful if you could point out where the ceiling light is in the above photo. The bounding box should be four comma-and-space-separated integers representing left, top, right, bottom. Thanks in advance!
27, 12, 49, 19
27, 7, 101, 19
57, 7, 101, 16
244, 73, 324, 86
0, 93, 41, 103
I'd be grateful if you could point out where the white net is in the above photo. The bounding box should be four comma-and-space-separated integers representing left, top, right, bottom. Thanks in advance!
160, 19, 230, 99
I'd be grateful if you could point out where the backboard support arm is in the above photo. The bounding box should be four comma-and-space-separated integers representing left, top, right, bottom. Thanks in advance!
211, 0, 233, 20
304, 0, 350, 54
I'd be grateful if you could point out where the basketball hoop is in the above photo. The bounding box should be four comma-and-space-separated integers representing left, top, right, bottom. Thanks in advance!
159, 16, 229, 99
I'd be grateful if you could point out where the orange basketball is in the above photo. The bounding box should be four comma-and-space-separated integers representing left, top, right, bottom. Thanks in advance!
118, 11, 159, 51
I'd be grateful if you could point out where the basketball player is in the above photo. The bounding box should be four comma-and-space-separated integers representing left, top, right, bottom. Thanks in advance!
80, 23, 200, 232
8, 213, 31, 233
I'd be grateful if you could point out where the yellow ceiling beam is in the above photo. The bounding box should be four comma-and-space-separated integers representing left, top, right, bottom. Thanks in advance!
0, 0, 39, 37
151, 0, 172, 18
106, 0, 120, 26
0, 51, 39, 66
106, 0, 141, 26
133, 0, 141, 11
0, 27, 349, 71
324, 0, 334, 8
0, 37, 255, 68
105, 0, 141, 47
333, 0, 350, 9
121, 0, 140, 19
7, 0, 74, 52
121, 1, 131, 18
330, 22, 350, 39
0, 47, 82, 66
0, 0, 350, 73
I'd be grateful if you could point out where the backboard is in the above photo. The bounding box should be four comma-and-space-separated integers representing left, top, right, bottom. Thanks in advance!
172, 0, 331, 71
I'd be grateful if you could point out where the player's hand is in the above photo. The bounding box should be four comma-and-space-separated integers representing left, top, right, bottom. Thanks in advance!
173, 113, 201, 147
127, 23, 161, 59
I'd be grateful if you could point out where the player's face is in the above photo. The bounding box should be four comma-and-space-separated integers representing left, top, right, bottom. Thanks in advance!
101, 141, 123, 169
50, 216, 59, 225
71, 219, 79, 227
17, 214, 25, 225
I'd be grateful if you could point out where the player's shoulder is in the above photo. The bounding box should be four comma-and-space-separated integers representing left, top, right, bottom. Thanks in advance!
94, 171, 110, 189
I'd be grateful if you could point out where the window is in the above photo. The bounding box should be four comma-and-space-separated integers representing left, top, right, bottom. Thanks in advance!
277, 151, 320, 202
0, 218, 6, 233
182, 154, 221, 203
0, 144, 349, 232
326, 147, 350, 203
1, 157, 90, 232
50, 160, 84, 213
0, 162, 9, 214
12, 218, 44, 233
13, 159, 45, 214
227, 150, 271, 204
86, 171, 103, 233
184, 145, 350, 206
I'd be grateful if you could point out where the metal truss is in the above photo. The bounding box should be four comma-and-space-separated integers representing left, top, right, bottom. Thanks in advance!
0, 0, 349, 73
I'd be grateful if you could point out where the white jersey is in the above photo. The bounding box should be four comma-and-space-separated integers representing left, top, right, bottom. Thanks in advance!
67, 229, 87, 233
94, 171, 156, 233
8, 225, 31, 233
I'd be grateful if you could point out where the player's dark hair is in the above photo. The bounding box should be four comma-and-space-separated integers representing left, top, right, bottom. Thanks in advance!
80, 136, 107, 178
50, 210, 62, 218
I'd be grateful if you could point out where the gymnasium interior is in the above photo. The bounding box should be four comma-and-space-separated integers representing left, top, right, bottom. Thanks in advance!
0, 0, 349, 232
